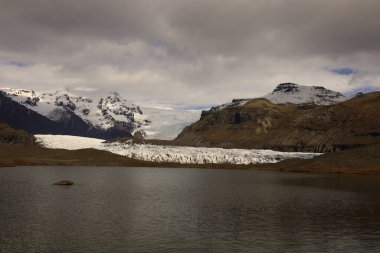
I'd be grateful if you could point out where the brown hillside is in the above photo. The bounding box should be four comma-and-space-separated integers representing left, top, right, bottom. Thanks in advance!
0, 123, 36, 145
174, 92, 380, 152
256, 144, 380, 174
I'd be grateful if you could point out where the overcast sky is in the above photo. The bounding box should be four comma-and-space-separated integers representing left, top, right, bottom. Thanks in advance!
0, 0, 379, 108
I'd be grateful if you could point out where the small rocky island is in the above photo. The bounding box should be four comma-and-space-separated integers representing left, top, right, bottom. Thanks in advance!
53, 180, 74, 186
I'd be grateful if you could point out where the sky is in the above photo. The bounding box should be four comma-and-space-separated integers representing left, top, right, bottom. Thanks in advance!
0, 0, 380, 108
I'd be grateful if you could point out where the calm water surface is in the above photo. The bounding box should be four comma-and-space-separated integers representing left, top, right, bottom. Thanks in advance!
0, 166, 380, 252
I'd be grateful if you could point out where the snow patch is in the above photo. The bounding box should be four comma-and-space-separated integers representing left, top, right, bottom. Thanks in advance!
36, 135, 105, 150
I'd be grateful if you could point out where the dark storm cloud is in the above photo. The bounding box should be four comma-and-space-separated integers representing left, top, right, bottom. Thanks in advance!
0, 0, 158, 52
165, 0, 380, 56
0, 0, 379, 106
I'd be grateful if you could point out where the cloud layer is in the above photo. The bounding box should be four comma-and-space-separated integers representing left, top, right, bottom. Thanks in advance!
1, 0, 380, 107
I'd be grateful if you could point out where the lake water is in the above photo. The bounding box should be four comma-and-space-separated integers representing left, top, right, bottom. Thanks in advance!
0, 166, 379, 252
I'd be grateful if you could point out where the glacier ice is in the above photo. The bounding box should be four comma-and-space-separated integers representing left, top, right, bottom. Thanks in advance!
36, 134, 321, 165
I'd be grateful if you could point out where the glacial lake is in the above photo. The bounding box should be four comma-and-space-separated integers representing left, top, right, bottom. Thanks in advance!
0, 167, 380, 252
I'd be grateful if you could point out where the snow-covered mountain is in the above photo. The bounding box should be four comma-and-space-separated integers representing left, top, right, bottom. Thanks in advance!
206, 83, 347, 115
36, 134, 320, 165
0, 87, 202, 140
0, 88, 149, 137
0, 83, 349, 140
264, 83, 347, 105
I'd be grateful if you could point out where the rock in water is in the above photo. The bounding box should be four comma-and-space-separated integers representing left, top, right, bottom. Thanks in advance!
53, 180, 74, 186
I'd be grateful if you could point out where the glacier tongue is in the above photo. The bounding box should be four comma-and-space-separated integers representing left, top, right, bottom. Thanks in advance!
104, 142, 320, 164
36, 134, 321, 165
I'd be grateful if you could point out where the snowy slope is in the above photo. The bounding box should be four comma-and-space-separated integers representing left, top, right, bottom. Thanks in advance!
139, 107, 201, 140
36, 134, 321, 165
264, 83, 347, 105
0, 88, 149, 135
205, 83, 347, 115
207, 99, 250, 113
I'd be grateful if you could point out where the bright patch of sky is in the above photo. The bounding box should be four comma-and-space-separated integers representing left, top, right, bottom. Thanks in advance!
343, 86, 379, 96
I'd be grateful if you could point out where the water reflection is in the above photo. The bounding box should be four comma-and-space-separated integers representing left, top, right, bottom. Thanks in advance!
0, 167, 379, 252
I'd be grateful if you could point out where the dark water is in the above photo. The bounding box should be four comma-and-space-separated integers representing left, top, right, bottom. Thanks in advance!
0, 167, 380, 252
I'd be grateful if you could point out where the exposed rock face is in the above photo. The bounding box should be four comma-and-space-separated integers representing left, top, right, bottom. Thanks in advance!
175, 92, 380, 153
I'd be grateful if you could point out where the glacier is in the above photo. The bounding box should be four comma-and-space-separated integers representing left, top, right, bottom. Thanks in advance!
139, 106, 201, 140
36, 134, 321, 165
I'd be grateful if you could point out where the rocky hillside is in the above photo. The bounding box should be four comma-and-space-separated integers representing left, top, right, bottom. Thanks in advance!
0, 123, 35, 145
175, 91, 380, 153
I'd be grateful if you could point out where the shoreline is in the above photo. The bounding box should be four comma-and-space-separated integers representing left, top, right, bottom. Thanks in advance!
1, 143, 380, 175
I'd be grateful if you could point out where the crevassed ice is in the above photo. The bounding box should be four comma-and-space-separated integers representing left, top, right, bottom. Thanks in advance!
36, 135, 321, 165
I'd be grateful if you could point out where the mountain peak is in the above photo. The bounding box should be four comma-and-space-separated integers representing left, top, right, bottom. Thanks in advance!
265, 83, 347, 105
272, 83, 300, 93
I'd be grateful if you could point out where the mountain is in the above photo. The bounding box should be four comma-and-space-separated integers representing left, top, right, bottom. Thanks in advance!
0, 91, 64, 134
174, 86, 380, 153
205, 83, 348, 114
0, 88, 150, 139
0, 91, 126, 138
264, 83, 347, 105
0, 87, 202, 140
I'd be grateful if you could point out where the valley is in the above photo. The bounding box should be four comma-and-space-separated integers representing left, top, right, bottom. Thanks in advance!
1, 83, 380, 174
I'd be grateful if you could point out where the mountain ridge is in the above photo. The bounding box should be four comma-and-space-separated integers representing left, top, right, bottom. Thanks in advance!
205, 83, 349, 114
0, 83, 372, 142
0, 87, 202, 140
0, 88, 148, 137
264, 83, 347, 105
0, 91, 130, 139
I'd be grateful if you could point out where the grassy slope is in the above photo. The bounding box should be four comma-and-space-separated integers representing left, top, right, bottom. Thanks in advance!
256, 144, 380, 174
0, 123, 36, 144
